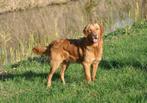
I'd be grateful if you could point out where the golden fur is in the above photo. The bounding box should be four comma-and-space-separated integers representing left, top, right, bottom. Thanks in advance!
33, 23, 104, 87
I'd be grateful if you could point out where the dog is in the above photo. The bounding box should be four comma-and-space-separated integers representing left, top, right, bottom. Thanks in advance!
32, 23, 104, 87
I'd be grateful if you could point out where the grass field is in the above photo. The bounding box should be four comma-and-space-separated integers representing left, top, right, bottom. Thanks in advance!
0, 21, 147, 103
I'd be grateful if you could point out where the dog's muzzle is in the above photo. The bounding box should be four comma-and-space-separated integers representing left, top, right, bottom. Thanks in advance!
92, 33, 99, 43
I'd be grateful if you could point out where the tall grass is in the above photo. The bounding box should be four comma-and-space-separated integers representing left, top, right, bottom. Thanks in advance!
0, 33, 58, 65
134, 0, 141, 21
0, 32, 11, 64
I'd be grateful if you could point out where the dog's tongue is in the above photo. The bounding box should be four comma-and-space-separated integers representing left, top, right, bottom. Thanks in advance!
93, 39, 98, 43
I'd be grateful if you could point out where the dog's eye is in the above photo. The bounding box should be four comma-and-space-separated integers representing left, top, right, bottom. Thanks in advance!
88, 29, 92, 32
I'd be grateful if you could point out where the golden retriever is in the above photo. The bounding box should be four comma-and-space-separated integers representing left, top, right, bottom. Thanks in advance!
33, 23, 104, 87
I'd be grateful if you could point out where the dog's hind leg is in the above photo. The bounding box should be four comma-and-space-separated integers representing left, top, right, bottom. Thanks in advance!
60, 63, 69, 84
47, 60, 61, 88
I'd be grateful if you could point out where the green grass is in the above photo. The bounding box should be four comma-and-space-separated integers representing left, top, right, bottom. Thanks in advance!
0, 21, 147, 103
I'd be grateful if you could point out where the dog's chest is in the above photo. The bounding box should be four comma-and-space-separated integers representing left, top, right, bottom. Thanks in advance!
84, 46, 100, 63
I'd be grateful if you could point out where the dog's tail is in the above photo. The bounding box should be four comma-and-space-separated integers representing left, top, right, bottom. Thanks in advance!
32, 46, 49, 55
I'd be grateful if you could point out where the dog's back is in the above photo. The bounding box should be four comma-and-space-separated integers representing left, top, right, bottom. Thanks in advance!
33, 38, 86, 62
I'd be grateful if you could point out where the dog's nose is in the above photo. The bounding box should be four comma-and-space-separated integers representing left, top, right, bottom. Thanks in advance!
93, 33, 98, 39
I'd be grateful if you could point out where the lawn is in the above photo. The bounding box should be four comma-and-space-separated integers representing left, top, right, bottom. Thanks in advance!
0, 21, 147, 103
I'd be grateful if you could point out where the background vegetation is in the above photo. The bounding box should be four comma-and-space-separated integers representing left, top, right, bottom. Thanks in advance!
0, 21, 147, 103
0, 0, 146, 65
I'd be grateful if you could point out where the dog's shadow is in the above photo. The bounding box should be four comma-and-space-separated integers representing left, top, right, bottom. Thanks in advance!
0, 57, 146, 81
100, 59, 147, 71
0, 56, 54, 81
0, 70, 60, 82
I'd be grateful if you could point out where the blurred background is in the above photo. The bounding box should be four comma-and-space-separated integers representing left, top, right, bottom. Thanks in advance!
0, 0, 147, 65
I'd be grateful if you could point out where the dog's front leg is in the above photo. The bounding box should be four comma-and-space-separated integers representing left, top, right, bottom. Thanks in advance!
92, 62, 99, 81
82, 62, 91, 82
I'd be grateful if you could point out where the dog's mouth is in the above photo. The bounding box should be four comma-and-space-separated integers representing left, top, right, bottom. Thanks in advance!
93, 38, 98, 43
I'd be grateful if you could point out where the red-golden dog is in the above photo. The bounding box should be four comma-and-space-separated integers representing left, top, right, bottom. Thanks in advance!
33, 23, 104, 87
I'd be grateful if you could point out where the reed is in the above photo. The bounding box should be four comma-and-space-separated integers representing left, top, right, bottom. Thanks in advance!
134, 0, 141, 21
0, 32, 11, 64
0, 33, 57, 65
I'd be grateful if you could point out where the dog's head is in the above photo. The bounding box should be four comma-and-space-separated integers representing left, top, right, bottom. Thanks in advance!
83, 23, 104, 44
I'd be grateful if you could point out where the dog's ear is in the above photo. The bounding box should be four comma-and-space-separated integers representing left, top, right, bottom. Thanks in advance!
83, 24, 90, 36
99, 23, 104, 36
